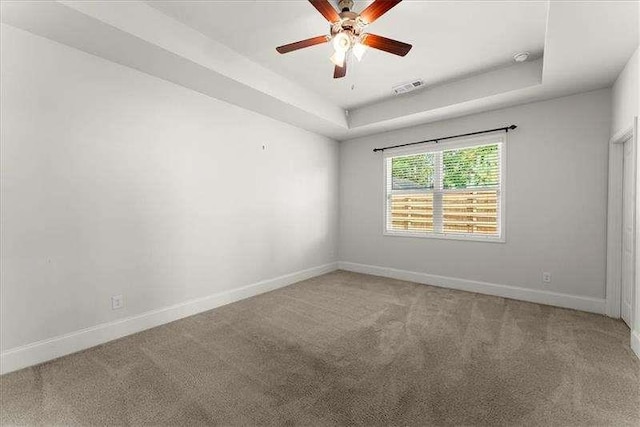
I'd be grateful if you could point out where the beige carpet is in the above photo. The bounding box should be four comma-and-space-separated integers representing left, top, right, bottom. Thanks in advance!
2, 270, 639, 425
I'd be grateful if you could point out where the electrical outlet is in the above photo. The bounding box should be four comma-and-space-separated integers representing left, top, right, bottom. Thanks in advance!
111, 295, 124, 310
542, 272, 552, 284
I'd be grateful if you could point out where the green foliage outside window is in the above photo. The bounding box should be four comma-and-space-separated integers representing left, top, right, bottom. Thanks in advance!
391, 144, 499, 190
391, 153, 434, 189
443, 144, 499, 189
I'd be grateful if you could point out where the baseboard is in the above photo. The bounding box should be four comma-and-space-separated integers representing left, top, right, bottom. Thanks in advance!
632, 330, 640, 360
0, 261, 612, 374
338, 261, 606, 315
621, 302, 632, 325
0, 262, 338, 375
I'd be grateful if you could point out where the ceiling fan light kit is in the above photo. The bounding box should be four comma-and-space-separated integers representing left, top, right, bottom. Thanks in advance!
276, 0, 413, 79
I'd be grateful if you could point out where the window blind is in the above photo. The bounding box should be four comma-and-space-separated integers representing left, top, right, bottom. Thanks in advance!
384, 136, 504, 240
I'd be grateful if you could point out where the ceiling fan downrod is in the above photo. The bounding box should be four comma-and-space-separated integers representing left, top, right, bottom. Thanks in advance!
337, 0, 354, 13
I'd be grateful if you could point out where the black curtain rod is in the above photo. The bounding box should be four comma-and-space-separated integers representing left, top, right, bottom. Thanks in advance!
372, 125, 517, 153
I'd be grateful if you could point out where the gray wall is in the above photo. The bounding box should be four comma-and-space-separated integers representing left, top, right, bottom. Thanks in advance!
0, 25, 339, 352
339, 89, 612, 300
612, 46, 638, 136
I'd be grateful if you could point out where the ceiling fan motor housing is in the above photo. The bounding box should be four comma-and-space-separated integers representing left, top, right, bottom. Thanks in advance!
331, 11, 365, 42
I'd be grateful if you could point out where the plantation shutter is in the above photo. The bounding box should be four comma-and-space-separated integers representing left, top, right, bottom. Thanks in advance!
385, 136, 504, 240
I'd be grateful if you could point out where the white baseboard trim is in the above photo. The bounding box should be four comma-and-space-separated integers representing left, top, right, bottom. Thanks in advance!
632, 330, 640, 360
338, 262, 606, 315
1, 262, 338, 375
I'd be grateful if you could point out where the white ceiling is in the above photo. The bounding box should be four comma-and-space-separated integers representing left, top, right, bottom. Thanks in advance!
148, 0, 548, 109
1, 0, 638, 140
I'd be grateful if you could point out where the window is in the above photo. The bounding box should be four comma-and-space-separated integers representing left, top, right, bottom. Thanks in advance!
384, 135, 505, 241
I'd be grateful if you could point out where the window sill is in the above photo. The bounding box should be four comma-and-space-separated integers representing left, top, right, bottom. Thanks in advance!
383, 230, 506, 243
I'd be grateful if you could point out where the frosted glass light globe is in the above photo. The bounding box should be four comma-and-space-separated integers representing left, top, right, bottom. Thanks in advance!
332, 32, 351, 53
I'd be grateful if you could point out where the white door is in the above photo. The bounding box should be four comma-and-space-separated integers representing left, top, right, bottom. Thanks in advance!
621, 138, 634, 327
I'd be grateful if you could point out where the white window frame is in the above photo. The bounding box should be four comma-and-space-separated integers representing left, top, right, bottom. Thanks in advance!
382, 132, 507, 243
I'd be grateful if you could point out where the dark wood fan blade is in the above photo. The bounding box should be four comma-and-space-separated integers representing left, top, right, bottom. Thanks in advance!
359, 0, 402, 24
361, 33, 412, 56
334, 62, 347, 79
276, 35, 329, 54
308, 0, 340, 22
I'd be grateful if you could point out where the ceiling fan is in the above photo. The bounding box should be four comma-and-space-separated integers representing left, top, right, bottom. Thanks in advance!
276, 0, 412, 79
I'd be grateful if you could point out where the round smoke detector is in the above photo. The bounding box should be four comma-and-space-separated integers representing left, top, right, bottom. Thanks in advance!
513, 52, 530, 63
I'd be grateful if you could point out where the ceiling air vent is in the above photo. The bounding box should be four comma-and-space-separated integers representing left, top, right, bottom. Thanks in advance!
392, 79, 425, 95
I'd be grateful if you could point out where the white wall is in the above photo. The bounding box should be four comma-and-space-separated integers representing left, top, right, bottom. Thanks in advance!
612, 46, 639, 136
0, 24, 339, 353
612, 44, 640, 357
340, 89, 611, 302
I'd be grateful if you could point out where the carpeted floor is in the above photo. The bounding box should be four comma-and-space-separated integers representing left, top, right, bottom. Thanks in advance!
1, 270, 639, 426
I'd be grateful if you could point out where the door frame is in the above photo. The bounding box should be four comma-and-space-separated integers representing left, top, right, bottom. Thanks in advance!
606, 120, 637, 322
